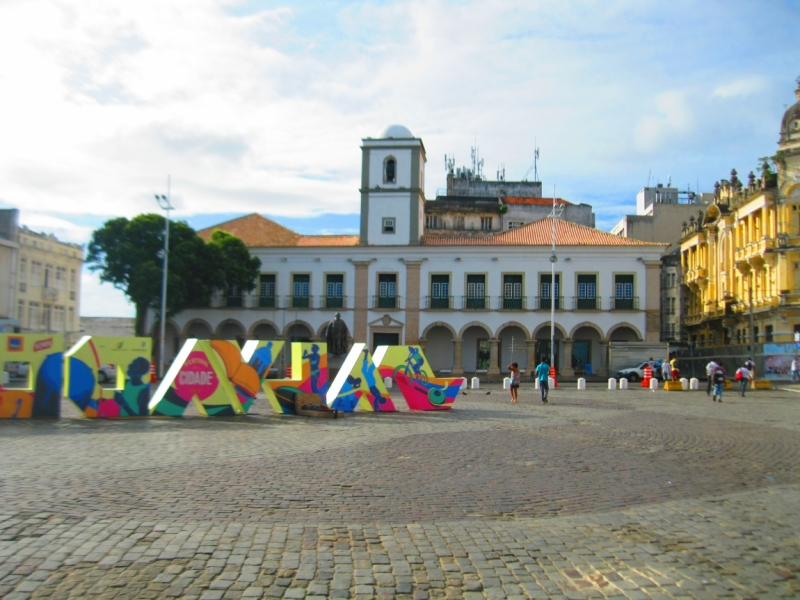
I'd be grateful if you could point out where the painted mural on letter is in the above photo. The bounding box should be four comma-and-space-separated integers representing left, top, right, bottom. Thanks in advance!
326, 343, 395, 412
149, 339, 260, 417
373, 345, 464, 410
0, 334, 64, 419
265, 342, 329, 414
64, 336, 152, 418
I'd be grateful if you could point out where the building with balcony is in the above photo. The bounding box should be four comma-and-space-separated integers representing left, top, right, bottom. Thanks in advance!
15, 224, 84, 344
147, 125, 666, 378
679, 78, 800, 351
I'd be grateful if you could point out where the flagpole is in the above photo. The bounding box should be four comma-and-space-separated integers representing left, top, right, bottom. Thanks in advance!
550, 185, 556, 371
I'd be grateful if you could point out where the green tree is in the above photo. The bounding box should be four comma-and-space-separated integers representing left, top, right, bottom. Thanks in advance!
86, 214, 257, 336
207, 230, 262, 297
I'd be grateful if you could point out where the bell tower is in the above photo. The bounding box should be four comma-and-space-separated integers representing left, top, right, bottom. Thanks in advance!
359, 125, 426, 246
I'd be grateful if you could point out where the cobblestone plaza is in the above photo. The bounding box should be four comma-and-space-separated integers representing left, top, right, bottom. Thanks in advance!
2, 385, 799, 599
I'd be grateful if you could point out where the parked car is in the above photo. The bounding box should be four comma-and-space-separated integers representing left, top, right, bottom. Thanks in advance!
616, 361, 663, 382
97, 364, 117, 383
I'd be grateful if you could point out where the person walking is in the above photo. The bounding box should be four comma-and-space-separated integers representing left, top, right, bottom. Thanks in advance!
744, 357, 755, 389
705, 359, 718, 396
712, 364, 726, 402
792, 358, 799, 383
735, 364, 751, 397
661, 358, 671, 382
507, 362, 521, 404
535, 359, 550, 404
670, 355, 680, 381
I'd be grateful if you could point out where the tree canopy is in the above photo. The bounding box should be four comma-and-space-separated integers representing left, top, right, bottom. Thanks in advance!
86, 214, 261, 335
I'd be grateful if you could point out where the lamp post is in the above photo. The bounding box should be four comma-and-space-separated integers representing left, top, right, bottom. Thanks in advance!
155, 177, 173, 380
549, 185, 558, 371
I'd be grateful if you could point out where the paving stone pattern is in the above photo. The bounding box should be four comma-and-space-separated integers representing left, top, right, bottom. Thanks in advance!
1, 385, 799, 599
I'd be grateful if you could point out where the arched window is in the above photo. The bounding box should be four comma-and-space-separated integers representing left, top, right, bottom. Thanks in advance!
384, 157, 396, 183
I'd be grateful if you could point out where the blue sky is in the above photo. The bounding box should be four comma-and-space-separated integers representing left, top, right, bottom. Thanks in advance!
0, 0, 797, 316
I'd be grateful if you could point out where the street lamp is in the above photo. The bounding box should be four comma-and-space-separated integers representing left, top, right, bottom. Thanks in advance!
155, 177, 174, 380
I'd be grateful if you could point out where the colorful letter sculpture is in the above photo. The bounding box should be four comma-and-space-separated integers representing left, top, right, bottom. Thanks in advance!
326, 343, 395, 412
0, 334, 64, 418
240, 339, 284, 412
64, 336, 152, 418
374, 345, 464, 410
149, 339, 261, 417
263, 342, 328, 414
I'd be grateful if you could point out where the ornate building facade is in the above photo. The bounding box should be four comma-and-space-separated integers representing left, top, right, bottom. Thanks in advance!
680, 78, 800, 348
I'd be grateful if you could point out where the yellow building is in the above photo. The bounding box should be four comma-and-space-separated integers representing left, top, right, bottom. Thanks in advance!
16, 226, 84, 343
680, 78, 800, 348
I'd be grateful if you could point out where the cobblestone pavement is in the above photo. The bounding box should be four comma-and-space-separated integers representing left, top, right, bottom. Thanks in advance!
1, 384, 799, 599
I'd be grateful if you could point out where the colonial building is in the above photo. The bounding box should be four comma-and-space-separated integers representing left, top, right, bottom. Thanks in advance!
0, 209, 84, 343
611, 185, 713, 344
148, 125, 666, 377
679, 78, 800, 348
16, 224, 84, 343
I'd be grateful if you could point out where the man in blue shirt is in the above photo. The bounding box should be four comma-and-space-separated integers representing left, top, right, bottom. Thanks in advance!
535, 359, 550, 404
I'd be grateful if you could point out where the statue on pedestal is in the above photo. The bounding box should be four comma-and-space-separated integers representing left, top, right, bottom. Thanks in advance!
325, 312, 349, 356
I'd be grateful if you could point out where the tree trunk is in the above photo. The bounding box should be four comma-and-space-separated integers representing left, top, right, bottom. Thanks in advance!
135, 303, 149, 337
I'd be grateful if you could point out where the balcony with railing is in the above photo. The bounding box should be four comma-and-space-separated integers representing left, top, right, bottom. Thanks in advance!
535, 296, 563, 311
373, 295, 402, 310
320, 295, 345, 309
461, 296, 488, 310
426, 296, 454, 310
225, 295, 243, 308
255, 295, 278, 308
497, 296, 527, 311
572, 296, 600, 310
286, 295, 313, 309
610, 296, 639, 310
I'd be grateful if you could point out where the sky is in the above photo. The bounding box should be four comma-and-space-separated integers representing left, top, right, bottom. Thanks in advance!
0, 0, 798, 317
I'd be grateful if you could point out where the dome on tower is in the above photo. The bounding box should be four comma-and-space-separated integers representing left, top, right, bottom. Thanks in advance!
779, 77, 800, 144
379, 124, 414, 139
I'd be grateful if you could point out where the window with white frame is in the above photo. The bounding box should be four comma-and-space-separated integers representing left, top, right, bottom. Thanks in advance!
30, 261, 43, 287
28, 302, 41, 330
382, 217, 395, 234
53, 306, 65, 331
480, 217, 493, 230
56, 267, 67, 290
293, 274, 310, 298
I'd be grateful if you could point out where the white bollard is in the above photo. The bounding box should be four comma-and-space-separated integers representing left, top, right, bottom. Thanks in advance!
503, 377, 511, 390
535, 379, 540, 389
680, 377, 689, 391
577, 377, 586, 390
650, 378, 659, 391
471, 377, 480, 390
619, 378, 628, 390
548, 377, 555, 389
383, 376, 393, 389
608, 378, 617, 390
690, 377, 699, 390
459, 378, 467, 390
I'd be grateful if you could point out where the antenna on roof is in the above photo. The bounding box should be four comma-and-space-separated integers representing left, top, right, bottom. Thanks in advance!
523, 139, 540, 182
647, 169, 652, 188
444, 154, 455, 175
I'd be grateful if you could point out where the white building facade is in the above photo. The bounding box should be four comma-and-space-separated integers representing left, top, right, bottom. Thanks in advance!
148, 126, 666, 378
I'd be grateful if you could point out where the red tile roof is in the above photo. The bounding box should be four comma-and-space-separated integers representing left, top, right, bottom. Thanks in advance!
297, 235, 360, 247
198, 213, 360, 248
421, 217, 666, 247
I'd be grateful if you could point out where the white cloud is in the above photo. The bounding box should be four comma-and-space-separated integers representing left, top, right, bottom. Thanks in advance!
634, 91, 694, 153
0, 0, 796, 316
80, 271, 135, 318
712, 76, 767, 99
17, 211, 93, 245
